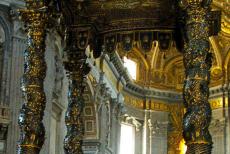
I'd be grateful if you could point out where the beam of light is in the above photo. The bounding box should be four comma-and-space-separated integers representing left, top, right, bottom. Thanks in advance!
179, 139, 187, 154
119, 123, 135, 154
123, 56, 137, 80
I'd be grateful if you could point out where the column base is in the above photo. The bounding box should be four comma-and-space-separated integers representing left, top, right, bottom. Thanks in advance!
186, 143, 212, 154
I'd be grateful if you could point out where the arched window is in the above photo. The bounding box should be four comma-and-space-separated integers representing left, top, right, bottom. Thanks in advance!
123, 56, 137, 80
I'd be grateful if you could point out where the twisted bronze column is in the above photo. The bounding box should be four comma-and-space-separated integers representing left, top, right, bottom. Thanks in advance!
63, 27, 91, 154
181, 0, 213, 153
17, 0, 48, 153
60, 1, 93, 153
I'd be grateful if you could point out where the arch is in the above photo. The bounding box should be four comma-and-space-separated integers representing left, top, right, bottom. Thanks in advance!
150, 41, 160, 69
0, 26, 5, 42
132, 47, 150, 70
163, 55, 183, 73
209, 37, 222, 68
224, 47, 230, 69
0, 25, 5, 93
0, 15, 12, 105
0, 15, 11, 54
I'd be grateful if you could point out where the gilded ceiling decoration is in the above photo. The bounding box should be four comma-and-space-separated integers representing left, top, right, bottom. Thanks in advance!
110, 0, 230, 91
57, 1, 225, 93
72, 0, 175, 33
99, 0, 160, 9
212, 0, 230, 36
59, 0, 223, 92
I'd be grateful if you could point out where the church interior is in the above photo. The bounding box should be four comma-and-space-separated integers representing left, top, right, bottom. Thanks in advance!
0, 0, 230, 154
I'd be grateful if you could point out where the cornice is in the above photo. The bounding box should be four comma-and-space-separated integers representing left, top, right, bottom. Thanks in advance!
0, 0, 25, 8
88, 50, 228, 102
87, 51, 227, 112
107, 52, 183, 100
0, 0, 11, 7
86, 0, 175, 33
87, 56, 119, 99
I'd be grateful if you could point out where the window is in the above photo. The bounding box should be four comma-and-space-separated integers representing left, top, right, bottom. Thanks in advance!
123, 56, 137, 80
119, 123, 135, 154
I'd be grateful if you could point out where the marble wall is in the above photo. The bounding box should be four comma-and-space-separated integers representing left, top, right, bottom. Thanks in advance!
210, 107, 229, 154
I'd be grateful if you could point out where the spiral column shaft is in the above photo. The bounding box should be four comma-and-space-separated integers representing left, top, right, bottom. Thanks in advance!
60, 1, 93, 152
17, 1, 49, 153
182, 0, 213, 153
63, 47, 90, 154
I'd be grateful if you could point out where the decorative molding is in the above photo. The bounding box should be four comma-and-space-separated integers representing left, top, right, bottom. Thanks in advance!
123, 94, 174, 112
0, 106, 10, 124
82, 139, 100, 154
105, 52, 183, 100
209, 98, 227, 109
120, 115, 142, 132
88, 52, 227, 112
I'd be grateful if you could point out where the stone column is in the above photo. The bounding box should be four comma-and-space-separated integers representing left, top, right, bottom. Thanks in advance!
62, 2, 91, 152
17, 1, 49, 153
181, 0, 213, 153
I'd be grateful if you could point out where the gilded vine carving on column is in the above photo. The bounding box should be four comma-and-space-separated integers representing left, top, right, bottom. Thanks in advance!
62, 1, 91, 153
17, 0, 49, 153
180, 0, 213, 153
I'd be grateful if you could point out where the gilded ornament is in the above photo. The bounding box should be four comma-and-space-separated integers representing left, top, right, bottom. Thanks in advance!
180, 0, 214, 153
17, 0, 49, 153
61, 1, 91, 154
